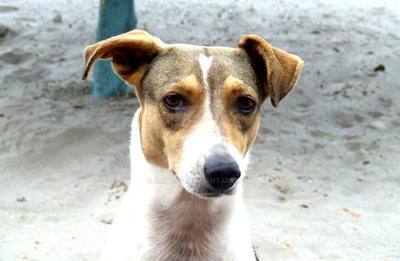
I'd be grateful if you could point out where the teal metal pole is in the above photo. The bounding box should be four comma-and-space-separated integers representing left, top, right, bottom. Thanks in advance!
93, 0, 137, 99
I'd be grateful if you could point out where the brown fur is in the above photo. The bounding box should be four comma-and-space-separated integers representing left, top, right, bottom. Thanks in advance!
141, 74, 205, 170
219, 75, 261, 155
82, 30, 165, 105
82, 30, 303, 169
238, 35, 304, 107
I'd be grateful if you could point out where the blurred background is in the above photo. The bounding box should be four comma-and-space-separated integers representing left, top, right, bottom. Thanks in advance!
0, 0, 399, 260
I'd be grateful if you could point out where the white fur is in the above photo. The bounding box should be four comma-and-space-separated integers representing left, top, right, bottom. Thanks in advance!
100, 53, 255, 260
199, 53, 212, 81
100, 109, 256, 261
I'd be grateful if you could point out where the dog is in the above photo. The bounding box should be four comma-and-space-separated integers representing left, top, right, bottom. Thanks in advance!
82, 30, 303, 261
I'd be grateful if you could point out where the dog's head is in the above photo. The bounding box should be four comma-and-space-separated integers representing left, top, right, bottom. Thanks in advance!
83, 30, 303, 198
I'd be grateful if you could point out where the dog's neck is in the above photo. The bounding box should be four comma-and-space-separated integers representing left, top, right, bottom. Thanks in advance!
128, 108, 240, 260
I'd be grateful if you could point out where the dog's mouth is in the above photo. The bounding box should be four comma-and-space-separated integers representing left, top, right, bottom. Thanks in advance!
172, 165, 239, 199
182, 180, 238, 199
197, 188, 236, 198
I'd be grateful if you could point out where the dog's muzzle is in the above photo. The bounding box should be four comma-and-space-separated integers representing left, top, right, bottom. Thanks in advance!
204, 153, 241, 192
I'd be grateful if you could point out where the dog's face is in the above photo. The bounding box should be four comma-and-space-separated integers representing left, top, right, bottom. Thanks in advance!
83, 30, 303, 198
139, 47, 263, 197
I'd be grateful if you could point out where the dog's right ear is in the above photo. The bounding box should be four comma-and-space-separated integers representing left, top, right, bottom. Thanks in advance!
82, 29, 165, 87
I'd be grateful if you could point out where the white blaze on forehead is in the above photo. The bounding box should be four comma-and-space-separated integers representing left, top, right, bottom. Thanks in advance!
199, 53, 212, 84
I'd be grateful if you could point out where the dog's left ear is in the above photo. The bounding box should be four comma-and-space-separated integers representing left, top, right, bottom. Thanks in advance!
238, 35, 304, 107
82, 29, 165, 87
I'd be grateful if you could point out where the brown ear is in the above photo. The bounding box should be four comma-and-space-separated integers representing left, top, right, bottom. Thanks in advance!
82, 29, 165, 87
238, 35, 304, 107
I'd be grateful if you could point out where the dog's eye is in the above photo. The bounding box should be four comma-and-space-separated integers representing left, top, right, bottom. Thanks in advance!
235, 96, 256, 115
163, 93, 187, 112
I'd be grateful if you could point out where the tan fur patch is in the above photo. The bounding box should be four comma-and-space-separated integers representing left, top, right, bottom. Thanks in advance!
164, 74, 204, 104
139, 106, 169, 168
139, 74, 205, 170
219, 75, 261, 156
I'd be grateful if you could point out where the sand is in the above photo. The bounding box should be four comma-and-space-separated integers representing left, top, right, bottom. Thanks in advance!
1, 0, 399, 260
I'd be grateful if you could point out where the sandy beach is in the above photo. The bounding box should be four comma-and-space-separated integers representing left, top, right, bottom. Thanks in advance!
1, 0, 400, 260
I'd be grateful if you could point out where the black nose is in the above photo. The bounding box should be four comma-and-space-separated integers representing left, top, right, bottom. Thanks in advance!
204, 154, 241, 191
